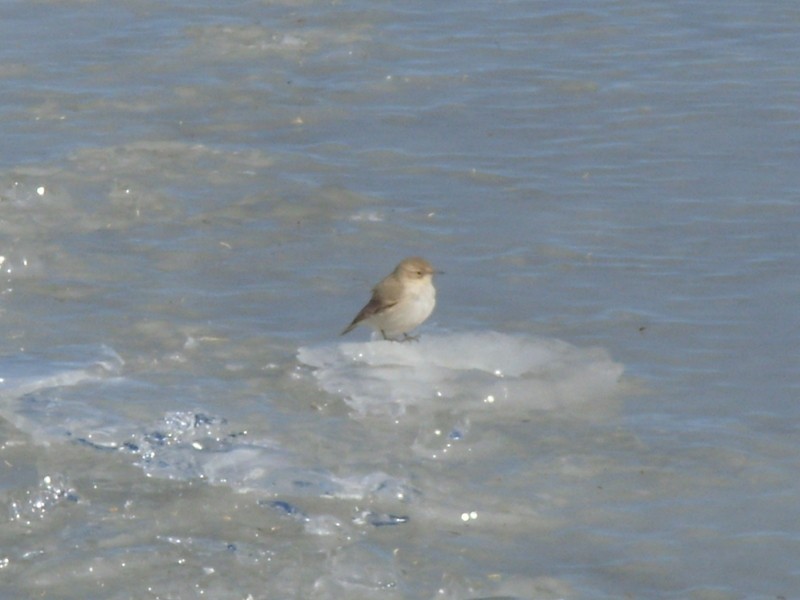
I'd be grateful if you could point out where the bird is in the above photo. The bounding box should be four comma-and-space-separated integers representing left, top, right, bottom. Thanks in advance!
341, 256, 439, 341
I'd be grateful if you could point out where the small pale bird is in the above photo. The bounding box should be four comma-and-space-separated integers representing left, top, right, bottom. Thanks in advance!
341, 256, 439, 341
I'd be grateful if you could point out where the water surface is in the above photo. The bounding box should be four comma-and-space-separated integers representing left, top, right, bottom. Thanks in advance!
1, 1, 798, 599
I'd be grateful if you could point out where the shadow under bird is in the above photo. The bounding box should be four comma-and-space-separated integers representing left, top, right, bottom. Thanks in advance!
341, 257, 440, 341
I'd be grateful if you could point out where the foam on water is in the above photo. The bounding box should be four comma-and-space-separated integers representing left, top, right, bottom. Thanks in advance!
298, 331, 624, 419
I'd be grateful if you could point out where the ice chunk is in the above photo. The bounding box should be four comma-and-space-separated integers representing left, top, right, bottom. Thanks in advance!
298, 331, 623, 418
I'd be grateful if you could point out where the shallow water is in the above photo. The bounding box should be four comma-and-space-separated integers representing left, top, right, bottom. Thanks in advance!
1, 1, 799, 599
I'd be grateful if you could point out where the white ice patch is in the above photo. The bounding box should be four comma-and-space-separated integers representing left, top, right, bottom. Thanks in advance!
0, 346, 412, 505
0, 346, 124, 444
298, 331, 623, 418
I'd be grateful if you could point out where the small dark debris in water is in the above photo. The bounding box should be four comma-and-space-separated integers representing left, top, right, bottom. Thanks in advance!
368, 513, 410, 527
638, 325, 647, 333
263, 500, 299, 515
226, 543, 237, 552
145, 431, 167, 445
76, 438, 102, 450
76, 438, 117, 451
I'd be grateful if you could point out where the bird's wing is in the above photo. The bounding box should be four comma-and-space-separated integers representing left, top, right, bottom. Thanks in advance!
340, 276, 401, 335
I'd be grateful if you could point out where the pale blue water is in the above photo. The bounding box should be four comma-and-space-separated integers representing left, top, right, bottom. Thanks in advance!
0, 1, 798, 599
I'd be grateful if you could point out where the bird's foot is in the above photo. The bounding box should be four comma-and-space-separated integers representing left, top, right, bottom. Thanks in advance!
380, 331, 419, 343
